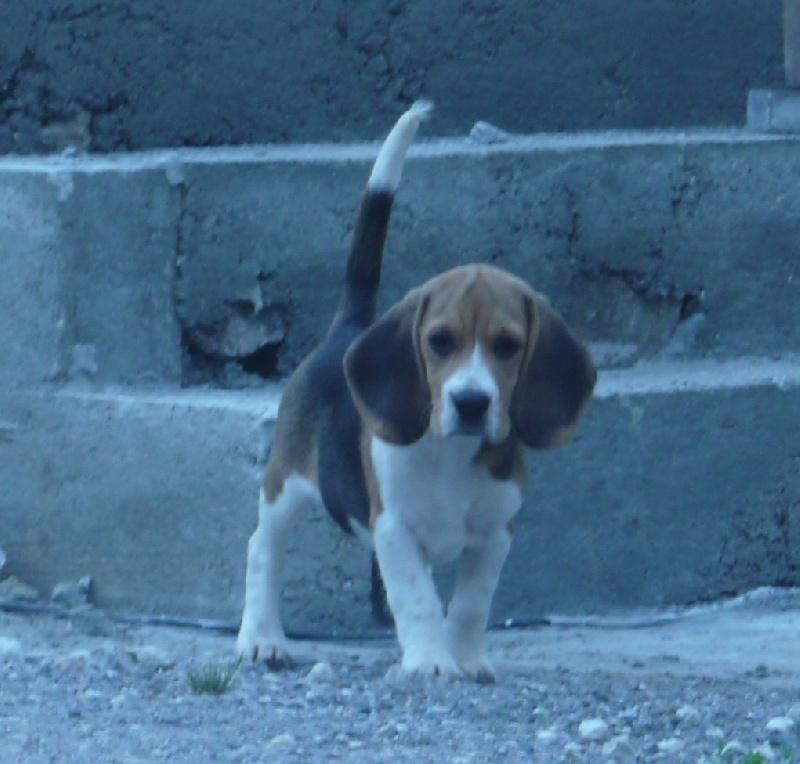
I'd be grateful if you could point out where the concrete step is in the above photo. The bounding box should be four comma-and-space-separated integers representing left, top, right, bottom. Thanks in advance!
1, 129, 799, 388
2, 357, 798, 630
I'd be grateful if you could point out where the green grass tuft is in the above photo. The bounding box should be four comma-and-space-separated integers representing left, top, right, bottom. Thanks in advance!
187, 657, 243, 695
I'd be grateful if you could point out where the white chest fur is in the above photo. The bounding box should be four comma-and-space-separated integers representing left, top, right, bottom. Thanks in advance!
371, 433, 523, 565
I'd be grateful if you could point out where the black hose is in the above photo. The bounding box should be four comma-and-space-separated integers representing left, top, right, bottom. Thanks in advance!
0, 598, 550, 641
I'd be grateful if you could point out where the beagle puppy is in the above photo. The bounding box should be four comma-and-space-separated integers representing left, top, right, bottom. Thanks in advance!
237, 102, 596, 681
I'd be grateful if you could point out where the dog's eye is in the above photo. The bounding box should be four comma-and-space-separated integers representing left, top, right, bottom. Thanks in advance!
493, 335, 522, 360
428, 330, 456, 358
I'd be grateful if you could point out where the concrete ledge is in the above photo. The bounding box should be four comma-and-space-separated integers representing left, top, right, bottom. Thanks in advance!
747, 89, 800, 133
1, 358, 798, 628
3, 129, 798, 387
0, 127, 793, 172
2, 129, 800, 383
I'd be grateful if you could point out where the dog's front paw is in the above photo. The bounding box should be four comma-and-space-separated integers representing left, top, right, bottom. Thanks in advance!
236, 630, 294, 670
400, 647, 462, 679
457, 654, 496, 684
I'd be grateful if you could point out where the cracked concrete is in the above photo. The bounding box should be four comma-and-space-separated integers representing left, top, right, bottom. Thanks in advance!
1, 130, 799, 388
0, 1, 785, 155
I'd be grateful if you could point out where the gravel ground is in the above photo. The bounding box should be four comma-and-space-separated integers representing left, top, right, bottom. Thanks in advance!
1, 592, 799, 763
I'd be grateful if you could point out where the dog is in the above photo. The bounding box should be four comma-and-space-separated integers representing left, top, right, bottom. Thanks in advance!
237, 101, 596, 681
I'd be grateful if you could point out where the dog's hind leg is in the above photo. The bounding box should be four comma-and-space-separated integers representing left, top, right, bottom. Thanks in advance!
237, 475, 320, 668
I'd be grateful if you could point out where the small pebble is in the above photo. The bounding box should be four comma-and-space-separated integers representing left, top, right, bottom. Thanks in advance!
0, 575, 39, 602
766, 716, 796, 745
468, 120, 511, 144
535, 727, 559, 743
52, 579, 91, 609
269, 733, 296, 746
109, 694, 127, 709
657, 737, 684, 754
305, 661, 336, 684
752, 743, 776, 761
601, 734, 637, 762
787, 702, 800, 722
0, 636, 22, 655
675, 704, 700, 722
578, 718, 610, 741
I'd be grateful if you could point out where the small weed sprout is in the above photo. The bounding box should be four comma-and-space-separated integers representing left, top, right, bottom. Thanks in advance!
716, 746, 798, 764
187, 657, 243, 695
738, 754, 766, 764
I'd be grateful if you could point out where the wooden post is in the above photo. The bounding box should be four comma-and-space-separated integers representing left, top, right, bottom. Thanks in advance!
786, 0, 800, 87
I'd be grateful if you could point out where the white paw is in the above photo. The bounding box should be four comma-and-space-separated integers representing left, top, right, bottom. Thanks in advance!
401, 647, 462, 678
457, 654, 497, 684
236, 630, 294, 670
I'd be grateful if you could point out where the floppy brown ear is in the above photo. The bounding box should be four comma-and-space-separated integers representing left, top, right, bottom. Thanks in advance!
344, 290, 431, 445
511, 294, 597, 450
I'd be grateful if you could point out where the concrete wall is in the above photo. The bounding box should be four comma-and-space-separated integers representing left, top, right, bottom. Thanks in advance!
0, 1, 784, 155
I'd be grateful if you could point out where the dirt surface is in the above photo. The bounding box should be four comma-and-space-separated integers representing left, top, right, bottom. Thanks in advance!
1, 589, 799, 763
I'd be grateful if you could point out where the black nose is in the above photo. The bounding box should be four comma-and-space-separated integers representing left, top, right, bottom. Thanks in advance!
451, 389, 491, 424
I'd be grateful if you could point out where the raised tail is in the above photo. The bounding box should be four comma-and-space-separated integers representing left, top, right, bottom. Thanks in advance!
333, 100, 433, 330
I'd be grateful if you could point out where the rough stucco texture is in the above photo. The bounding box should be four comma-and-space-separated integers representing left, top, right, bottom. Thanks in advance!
0, 0, 784, 154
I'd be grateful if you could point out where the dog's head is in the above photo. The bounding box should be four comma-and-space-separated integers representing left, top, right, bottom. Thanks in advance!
344, 265, 596, 449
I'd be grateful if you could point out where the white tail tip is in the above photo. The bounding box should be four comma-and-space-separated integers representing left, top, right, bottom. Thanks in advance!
407, 100, 434, 122
368, 100, 434, 193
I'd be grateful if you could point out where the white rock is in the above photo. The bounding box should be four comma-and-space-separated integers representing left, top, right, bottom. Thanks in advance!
52, 580, 91, 609
54, 648, 92, 672
0, 546, 6, 577
787, 702, 800, 722
305, 661, 336, 683
657, 737, 684, 754
752, 743, 776, 761
468, 120, 511, 145
269, 733, 296, 746
766, 716, 796, 744
0, 636, 22, 656
0, 576, 39, 602
767, 716, 795, 733
110, 694, 127, 709
675, 704, 700, 722
562, 741, 582, 755
536, 727, 559, 743
578, 718, 610, 742
705, 726, 725, 741
601, 734, 637, 762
